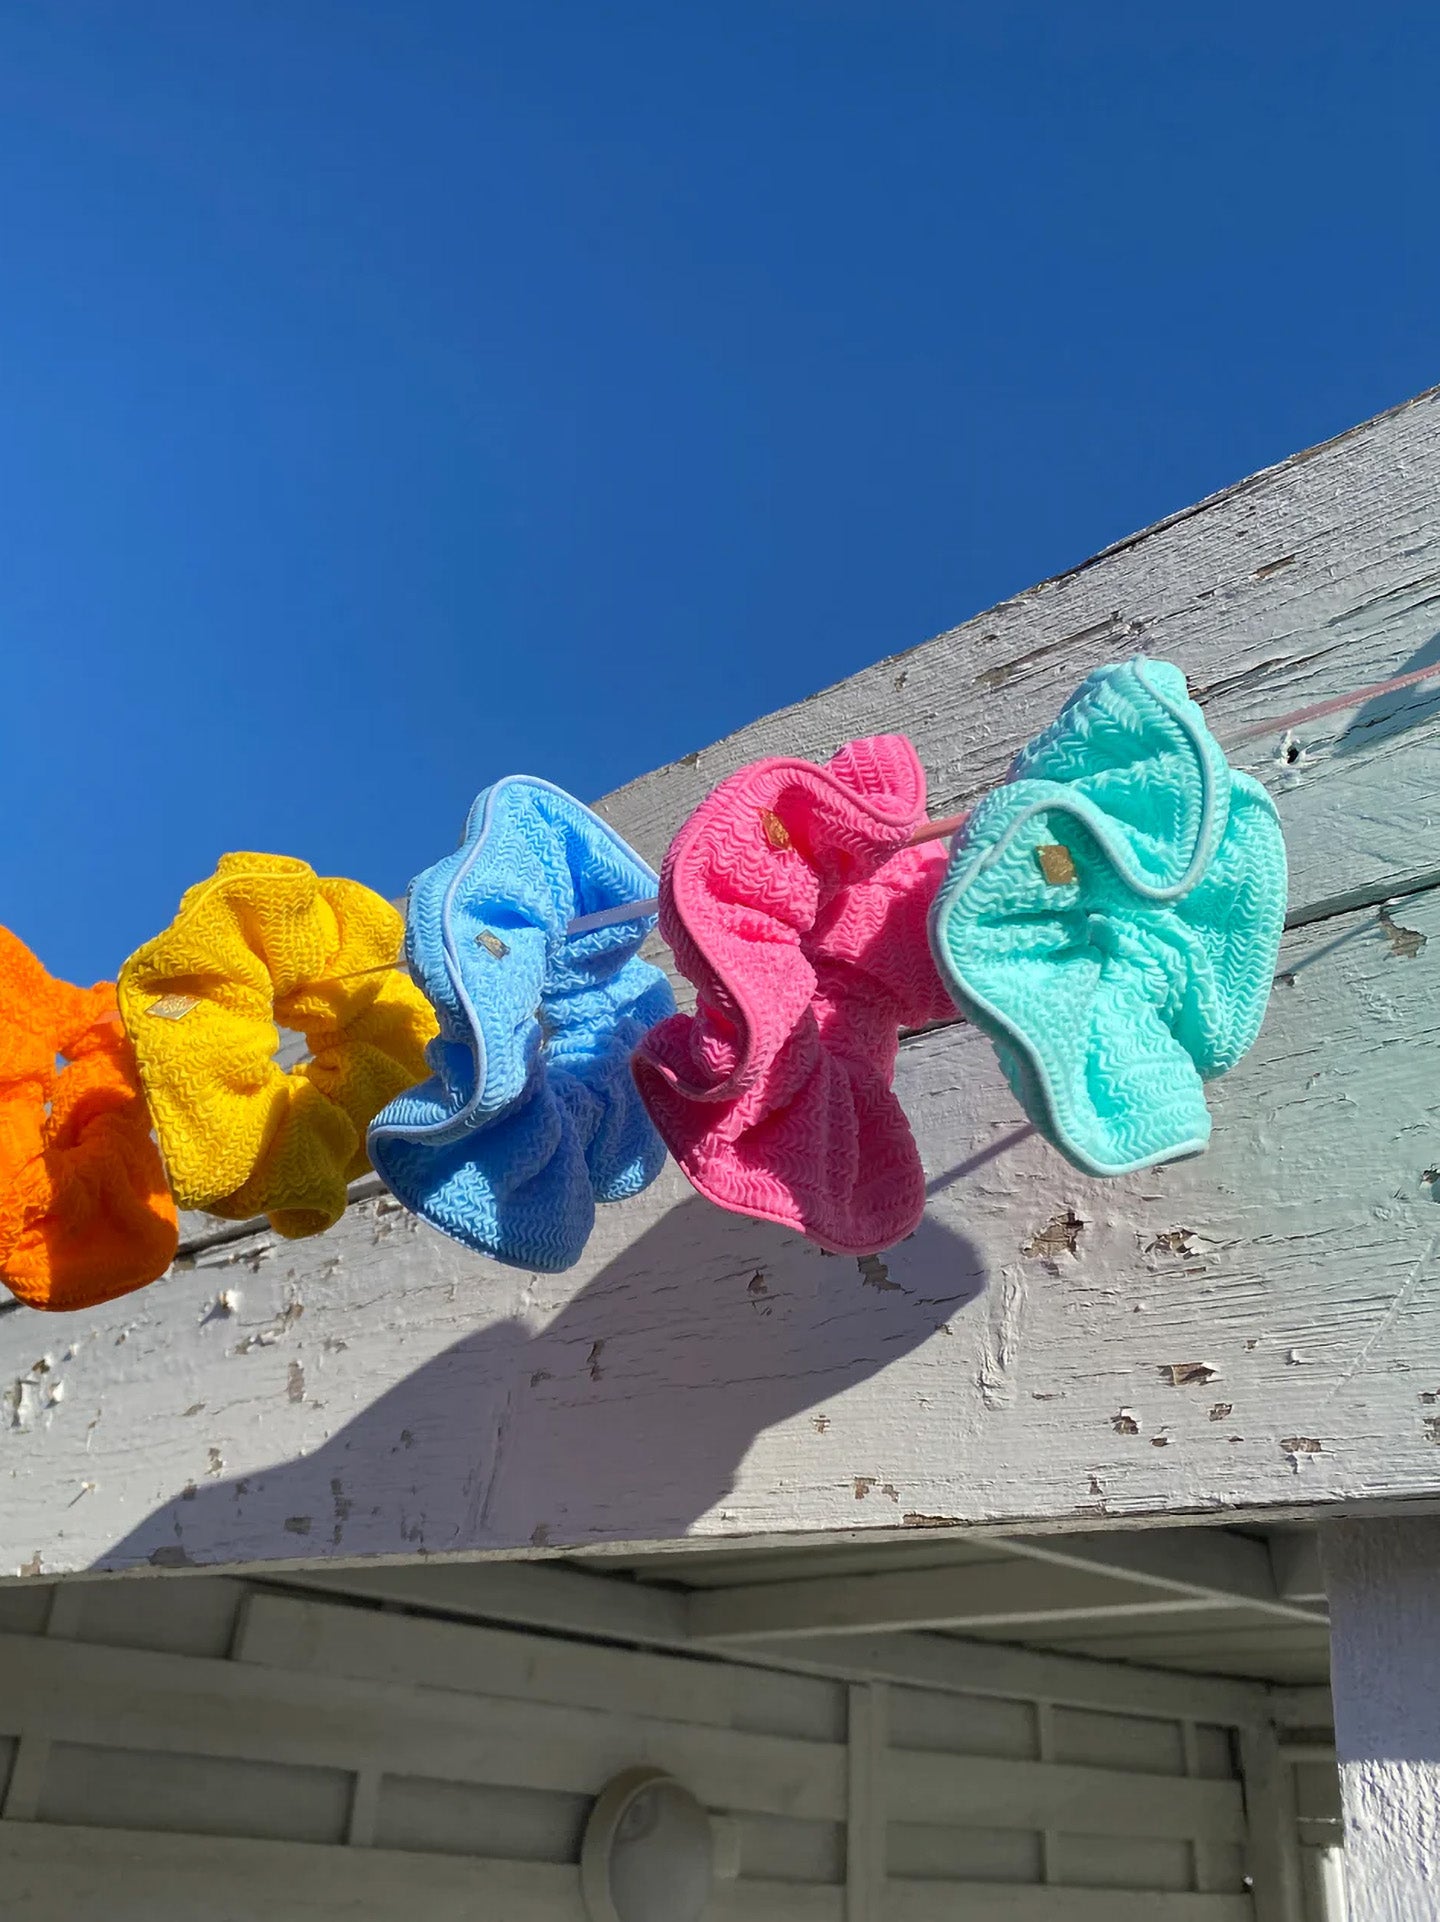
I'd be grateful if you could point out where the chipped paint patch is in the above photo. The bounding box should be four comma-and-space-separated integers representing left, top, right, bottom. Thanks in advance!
1111, 1409, 1140, 1435
233, 1297, 303, 1354
1160, 1362, 1219, 1387
1148, 1229, 1201, 1258
1210, 1402, 1234, 1422
287, 1361, 306, 1404
1379, 906, 1428, 959
1023, 1210, 1082, 1262
854, 1476, 875, 1499
858, 1253, 899, 1292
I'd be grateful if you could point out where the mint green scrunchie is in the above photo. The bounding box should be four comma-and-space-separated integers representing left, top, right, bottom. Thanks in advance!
928, 657, 1287, 1176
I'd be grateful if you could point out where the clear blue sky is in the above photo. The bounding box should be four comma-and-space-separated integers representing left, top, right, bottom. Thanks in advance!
2, 3, 1435, 983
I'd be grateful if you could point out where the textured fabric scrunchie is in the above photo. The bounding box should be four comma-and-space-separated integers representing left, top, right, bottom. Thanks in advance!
928, 657, 1287, 1176
118, 854, 438, 1238
368, 778, 675, 1272
632, 735, 955, 1255
0, 928, 178, 1310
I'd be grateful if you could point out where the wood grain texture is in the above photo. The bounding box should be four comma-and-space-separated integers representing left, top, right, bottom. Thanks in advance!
4, 389, 1440, 1581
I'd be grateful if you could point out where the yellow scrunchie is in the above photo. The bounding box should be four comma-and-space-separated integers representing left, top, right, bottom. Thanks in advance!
118, 854, 438, 1238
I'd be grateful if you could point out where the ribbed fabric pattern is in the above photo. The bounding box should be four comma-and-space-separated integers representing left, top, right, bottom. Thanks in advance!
928, 657, 1288, 1176
367, 778, 674, 1273
0, 928, 178, 1310
118, 854, 438, 1239
632, 736, 953, 1255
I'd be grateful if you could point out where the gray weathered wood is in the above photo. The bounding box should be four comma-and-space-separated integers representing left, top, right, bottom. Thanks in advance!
1322, 1516, 1440, 1922
3, 387, 1440, 1580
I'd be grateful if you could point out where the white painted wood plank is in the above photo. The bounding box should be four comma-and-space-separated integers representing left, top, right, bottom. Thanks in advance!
0, 1631, 847, 1820
884, 1883, 1252, 1922
846, 1683, 885, 1922
1271, 1688, 1335, 1732
1239, 1722, 1307, 1922
1001, 1530, 1325, 1625
271, 1560, 1269, 1726
693, 1631, 1267, 1727
235, 1589, 835, 1735
281, 1558, 690, 1643
5, 392, 1440, 1577
690, 1561, 1253, 1641
0, 1821, 843, 1921
885, 1745, 1245, 1841
6, 879, 1438, 1575
1322, 1516, 1440, 1922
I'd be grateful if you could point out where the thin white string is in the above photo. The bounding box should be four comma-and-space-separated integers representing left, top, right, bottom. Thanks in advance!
326, 653, 1440, 975
562, 654, 1440, 935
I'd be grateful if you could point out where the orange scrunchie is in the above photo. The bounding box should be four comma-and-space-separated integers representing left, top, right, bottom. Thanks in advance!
0, 929, 179, 1311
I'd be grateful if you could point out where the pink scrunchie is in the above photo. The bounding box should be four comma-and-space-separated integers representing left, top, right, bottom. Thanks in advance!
632, 735, 954, 1254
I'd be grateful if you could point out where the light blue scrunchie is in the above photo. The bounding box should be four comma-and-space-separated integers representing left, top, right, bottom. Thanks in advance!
928, 657, 1287, 1176
368, 778, 675, 1272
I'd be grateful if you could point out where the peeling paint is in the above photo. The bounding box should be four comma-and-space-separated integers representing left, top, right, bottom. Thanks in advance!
857, 1253, 899, 1292
232, 1297, 303, 1354
854, 1476, 875, 1499
1148, 1230, 1201, 1258
1022, 1210, 1083, 1262
1160, 1362, 1218, 1386
901, 1512, 961, 1529
1111, 1409, 1140, 1435
1379, 906, 1428, 959
287, 1361, 306, 1404
1209, 1402, 1234, 1421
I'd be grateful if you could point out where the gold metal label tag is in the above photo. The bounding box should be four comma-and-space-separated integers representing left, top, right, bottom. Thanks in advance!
760, 808, 791, 850
1036, 844, 1078, 886
147, 993, 200, 1021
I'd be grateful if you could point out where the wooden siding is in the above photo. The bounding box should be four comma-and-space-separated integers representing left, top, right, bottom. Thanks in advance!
0, 1573, 1269, 1920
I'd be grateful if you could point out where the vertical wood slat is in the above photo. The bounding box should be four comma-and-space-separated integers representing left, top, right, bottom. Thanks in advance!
1238, 1723, 1305, 1922
846, 1682, 886, 1922
2, 1584, 87, 1823
1184, 1721, 1223, 1896
1035, 1701, 1057, 1885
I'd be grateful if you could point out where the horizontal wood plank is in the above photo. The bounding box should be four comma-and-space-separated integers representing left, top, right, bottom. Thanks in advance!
885, 1884, 1252, 1922
885, 1746, 1245, 1842
235, 1590, 841, 1739
0, 1631, 846, 1821
0, 1822, 841, 1921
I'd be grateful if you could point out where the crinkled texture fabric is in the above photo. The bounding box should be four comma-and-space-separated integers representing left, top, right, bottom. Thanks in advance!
0, 928, 178, 1310
368, 779, 675, 1273
118, 854, 438, 1238
928, 656, 1288, 1176
632, 736, 954, 1255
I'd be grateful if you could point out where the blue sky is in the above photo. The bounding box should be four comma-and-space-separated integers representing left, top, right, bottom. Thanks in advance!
1, 2, 1435, 983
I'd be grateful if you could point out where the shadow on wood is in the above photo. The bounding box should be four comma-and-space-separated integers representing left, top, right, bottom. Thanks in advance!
98, 1196, 988, 1573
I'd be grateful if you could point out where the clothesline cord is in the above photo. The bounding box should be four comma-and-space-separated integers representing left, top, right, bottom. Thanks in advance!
329, 651, 1440, 969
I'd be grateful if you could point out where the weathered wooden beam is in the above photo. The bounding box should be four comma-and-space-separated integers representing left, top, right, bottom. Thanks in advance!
686, 1560, 1262, 1642
2, 387, 1439, 1582
276, 1560, 1271, 1724
998, 1530, 1325, 1626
